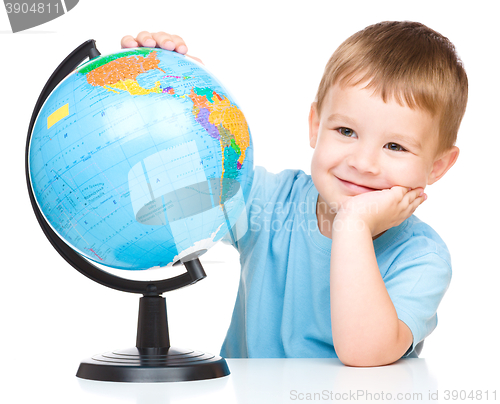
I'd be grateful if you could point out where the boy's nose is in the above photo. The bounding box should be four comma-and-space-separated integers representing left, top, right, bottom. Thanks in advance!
345, 146, 381, 175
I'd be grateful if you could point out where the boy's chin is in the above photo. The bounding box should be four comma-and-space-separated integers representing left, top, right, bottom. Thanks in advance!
316, 193, 349, 215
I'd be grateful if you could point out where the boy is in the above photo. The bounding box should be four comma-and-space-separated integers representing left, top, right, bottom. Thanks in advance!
121, 21, 467, 367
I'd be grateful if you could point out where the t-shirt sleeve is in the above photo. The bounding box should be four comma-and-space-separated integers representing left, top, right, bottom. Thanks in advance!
383, 250, 452, 357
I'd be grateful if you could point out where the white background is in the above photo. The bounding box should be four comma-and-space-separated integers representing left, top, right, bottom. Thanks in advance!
1, 0, 499, 402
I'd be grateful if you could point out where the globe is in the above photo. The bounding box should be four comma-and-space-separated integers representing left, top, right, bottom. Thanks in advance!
28, 46, 253, 271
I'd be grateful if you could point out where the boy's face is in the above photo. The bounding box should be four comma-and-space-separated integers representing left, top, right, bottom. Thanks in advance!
309, 81, 446, 213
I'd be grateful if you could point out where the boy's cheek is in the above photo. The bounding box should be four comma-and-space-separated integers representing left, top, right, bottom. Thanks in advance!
385, 171, 428, 192
309, 157, 323, 182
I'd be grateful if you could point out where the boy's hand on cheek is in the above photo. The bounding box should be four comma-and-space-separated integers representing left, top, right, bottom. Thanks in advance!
336, 186, 427, 237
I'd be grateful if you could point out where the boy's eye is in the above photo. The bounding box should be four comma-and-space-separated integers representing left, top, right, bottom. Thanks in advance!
336, 128, 408, 152
385, 143, 407, 152
338, 127, 356, 137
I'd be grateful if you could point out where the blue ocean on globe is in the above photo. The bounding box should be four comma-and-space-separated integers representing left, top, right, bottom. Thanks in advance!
29, 47, 253, 270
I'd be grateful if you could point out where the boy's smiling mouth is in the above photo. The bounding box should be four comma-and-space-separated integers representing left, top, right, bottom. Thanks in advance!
336, 176, 381, 193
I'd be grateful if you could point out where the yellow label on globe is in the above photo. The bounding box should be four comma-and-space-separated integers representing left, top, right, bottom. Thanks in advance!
47, 103, 69, 129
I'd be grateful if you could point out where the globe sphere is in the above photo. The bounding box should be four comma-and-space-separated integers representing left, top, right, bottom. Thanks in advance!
28, 47, 253, 270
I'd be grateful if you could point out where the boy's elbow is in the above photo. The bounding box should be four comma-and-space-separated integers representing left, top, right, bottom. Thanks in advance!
335, 321, 413, 367
335, 342, 405, 367
337, 351, 398, 367
337, 351, 394, 367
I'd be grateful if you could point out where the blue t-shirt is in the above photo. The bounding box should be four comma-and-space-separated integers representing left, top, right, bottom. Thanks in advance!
220, 166, 452, 358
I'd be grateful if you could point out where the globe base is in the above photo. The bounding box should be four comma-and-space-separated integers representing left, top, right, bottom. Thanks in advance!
76, 346, 230, 382
76, 290, 230, 383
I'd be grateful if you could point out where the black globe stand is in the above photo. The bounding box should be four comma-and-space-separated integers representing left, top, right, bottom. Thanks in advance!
77, 276, 230, 383
26, 39, 230, 383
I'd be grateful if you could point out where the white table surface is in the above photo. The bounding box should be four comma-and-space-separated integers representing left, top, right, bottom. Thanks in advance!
9, 356, 498, 404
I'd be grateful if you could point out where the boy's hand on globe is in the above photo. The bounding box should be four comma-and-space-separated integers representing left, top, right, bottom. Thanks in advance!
121, 31, 204, 64
121, 31, 187, 53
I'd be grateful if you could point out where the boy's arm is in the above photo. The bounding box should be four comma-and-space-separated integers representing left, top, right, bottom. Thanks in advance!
330, 214, 413, 367
329, 186, 425, 367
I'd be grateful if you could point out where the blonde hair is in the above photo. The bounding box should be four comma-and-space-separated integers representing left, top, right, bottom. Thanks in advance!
315, 21, 468, 158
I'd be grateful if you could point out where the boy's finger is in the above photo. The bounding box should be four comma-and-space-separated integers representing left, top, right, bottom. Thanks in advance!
405, 187, 425, 195
411, 191, 427, 208
151, 32, 175, 50
410, 188, 427, 202
391, 185, 410, 197
121, 35, 138, 48
415, 188, 426, 198
151, 32, 188, 54
136, 31, 157, 47
170, 34, 188, 54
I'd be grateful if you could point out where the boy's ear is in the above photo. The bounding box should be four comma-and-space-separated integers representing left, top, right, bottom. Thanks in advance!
427, 146, 460, 185
309, 102, 319, 149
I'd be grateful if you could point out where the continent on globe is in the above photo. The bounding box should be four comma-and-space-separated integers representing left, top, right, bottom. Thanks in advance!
82, 48, 166, 95
188, 87, 250, 205
79, 49, 250, 204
